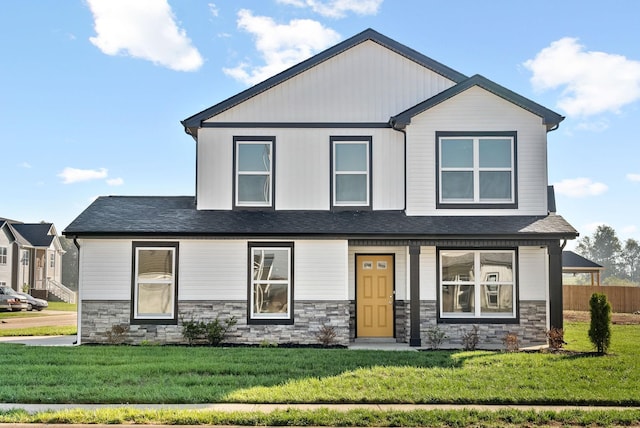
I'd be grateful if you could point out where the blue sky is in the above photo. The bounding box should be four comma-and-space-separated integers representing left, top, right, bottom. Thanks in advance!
2, 0, 640, 248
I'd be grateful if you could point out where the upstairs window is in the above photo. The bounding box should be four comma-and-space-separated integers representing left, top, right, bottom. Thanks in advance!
50, 253, 55, 268
331, 137, 371, 208
437, 132, 516, 208
0, 247, 6, 265
234, 137, 274, 208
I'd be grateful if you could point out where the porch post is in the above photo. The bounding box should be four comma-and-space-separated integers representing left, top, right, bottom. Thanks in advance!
409, 244, 421, 347
548, 241, 563, 330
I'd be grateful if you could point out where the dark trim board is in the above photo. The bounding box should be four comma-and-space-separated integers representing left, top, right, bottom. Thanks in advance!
202, 122, 392, 129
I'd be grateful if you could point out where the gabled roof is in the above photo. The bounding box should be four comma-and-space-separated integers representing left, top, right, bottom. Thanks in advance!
390, 74, 565, 131
10, 223, 55, 248
64, 196, 578, 240
181, 28, 468, 137
562, 250, 604, 270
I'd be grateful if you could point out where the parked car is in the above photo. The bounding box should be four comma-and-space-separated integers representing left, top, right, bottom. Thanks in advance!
12, 291, 48, 311
0, 286, 28, 311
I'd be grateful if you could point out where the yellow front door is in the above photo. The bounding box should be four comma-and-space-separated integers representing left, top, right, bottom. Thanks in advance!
356, 255, 394, 338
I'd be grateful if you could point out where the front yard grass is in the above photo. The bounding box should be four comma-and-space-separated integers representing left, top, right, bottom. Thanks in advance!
0, 321, 637, 406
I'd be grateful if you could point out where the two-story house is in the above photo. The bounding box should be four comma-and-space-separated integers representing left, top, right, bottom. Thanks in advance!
64, 29, 577, 347
0, 218, 67, 300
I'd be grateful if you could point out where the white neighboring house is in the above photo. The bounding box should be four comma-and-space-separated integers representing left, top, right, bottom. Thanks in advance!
0, 218, 72, 302
64, 29, 577, 347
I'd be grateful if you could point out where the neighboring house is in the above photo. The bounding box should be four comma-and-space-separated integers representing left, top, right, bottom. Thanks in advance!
0, 218, 72, 301
64, 29, 577, 348
562, 250, 604, 286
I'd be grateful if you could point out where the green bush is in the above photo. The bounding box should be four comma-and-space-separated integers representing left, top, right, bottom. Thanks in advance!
181, 316, 237, 346
589, 293, 612, 354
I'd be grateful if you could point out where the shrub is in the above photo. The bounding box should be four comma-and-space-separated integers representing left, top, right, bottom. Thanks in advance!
503, 332, 519, 352
316, 324, 337, 347
205, 316, 237, 346
461, 325, 479, 351
181, 319, 207, 346
106, 324, 129, 344
546, 327, 565, 351
425, 326, 447, 350
589, 293, 612, 354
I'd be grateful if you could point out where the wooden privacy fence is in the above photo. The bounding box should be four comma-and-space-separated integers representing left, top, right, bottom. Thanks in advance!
563, 285, 640, 313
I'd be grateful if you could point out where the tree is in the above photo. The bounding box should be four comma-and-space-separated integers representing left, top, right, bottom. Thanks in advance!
588, 293, 611, 354
576, 225, 622, 280
621, 239, 640, 283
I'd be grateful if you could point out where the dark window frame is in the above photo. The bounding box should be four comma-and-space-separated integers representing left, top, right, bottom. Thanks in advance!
247, 241, 294, 325
436, 131, 518, 209
330, 136, 373, 211
436, 247, 520, 324
233, 136, 276, 210
130, 241, 179, 325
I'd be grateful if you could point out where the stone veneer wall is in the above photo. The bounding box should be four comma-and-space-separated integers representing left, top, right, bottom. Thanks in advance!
420, 300, 548, 349
81, 300, 350, 346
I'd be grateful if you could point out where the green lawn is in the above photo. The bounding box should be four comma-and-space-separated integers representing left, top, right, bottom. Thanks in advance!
0, 322, 637, 406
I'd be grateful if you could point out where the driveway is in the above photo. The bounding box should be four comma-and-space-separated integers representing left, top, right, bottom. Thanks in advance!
0, 310, 77, 346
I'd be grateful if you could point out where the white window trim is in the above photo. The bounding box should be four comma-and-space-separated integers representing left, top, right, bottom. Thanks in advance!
235, 140, 273, 207
332, 139, 371, 207
0, 247, 6, 265
439, 250, 516, 319
133, 245, 177, 321
249, 245, 292, 322
439, 136, 515, 205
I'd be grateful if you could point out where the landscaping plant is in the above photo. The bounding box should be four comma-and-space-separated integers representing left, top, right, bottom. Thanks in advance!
589, 293, 612, 354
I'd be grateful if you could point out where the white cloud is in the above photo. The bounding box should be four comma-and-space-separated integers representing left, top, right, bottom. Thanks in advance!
622, 225, 638, 235
208, 3, 219, 17
106, 177, 124, 186
574, 118, 610, 133
554, 177, 608, 198
627, 173, 640, 182
87, 0, 203, 72
223, 9, 340, 85
277, 0, 383, 18
19, 162, 32, 169
524, 38, 640, 117
582, 221, 609, 235
58, 167, 108, 184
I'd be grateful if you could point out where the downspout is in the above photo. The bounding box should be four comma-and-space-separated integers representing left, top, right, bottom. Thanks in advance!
73, 237, 81, 346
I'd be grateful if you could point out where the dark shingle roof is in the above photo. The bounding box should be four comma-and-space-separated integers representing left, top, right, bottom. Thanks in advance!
563, 250, 604, 269
391, 74, 564, 131
181, 28, 468, 137
10, 223, 54, 247
64, 196, 578, 240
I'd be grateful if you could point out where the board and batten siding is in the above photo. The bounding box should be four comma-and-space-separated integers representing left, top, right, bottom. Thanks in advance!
348, 246, 407, 300
405, 86, 549, 216
79, 239, 349, 303
197, 127, 404, 211
206, 41, 456, 124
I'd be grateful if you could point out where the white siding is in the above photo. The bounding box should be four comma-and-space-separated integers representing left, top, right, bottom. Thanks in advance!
0, 230, 11, 286
348, 246, 407, 300
406, 86, 549, 216
197, 127, 404, 211
180, 240, 247, 300
207, 41, 456, 123
519, 246, 548, 301
79, 239, 132, 300
296, 240, 348, 300
419, 246, 437, 300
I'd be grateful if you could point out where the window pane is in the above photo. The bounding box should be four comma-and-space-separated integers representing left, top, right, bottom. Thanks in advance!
441, 139, 473, 167
442, 171, 473, 200
479, 139, 511, 168
442, 284, 475, 313
480, 253, 513, 282
335, 143, 367, 171
253, 283, 289, 315
442, 252, 474, 282
137, 283, 172, 316
336, 174, 367, 203
238, 175, 270, 203
479, 171, 511, 199
253, 249, 289, 281
238, 143, 271, 172
138, 249, 173, 278
481, 284, 513, 314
